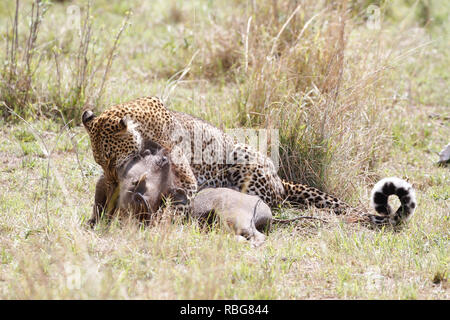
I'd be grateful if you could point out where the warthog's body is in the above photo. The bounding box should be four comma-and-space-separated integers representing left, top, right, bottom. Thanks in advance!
191, 188, 273, 246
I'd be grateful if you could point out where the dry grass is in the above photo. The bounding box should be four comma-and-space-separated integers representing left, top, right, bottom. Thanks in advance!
0, 0, 448, 299
0, 0, 130, 122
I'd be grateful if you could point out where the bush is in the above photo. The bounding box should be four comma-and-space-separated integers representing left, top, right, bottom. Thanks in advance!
1, 0, 130, 124
190, 0, 392, 197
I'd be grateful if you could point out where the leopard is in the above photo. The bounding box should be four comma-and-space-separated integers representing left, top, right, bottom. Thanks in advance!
82, 96, 417, 227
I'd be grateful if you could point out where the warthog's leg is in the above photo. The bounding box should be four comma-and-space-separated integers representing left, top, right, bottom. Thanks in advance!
88, 175, 119, 227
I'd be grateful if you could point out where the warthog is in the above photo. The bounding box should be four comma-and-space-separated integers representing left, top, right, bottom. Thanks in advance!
89, 145, 281, 245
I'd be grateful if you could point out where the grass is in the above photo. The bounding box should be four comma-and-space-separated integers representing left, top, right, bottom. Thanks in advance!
0, 0, 449, 299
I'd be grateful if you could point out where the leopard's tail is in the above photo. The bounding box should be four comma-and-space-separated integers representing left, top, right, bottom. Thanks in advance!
281, 180, 350, 214
281, 177, 417, 227
367, 177, 417, 226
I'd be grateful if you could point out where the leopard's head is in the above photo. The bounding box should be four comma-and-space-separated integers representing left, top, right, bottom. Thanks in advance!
82, 109, 143, 173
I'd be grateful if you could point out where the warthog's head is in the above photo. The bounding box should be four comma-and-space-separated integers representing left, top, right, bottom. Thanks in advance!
117, 147, 187, 221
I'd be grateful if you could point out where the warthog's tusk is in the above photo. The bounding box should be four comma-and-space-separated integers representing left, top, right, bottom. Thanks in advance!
134, 192, 151, 213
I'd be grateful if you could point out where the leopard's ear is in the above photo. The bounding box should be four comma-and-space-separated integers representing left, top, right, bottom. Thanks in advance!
118, 116, 128, 131
82, 110, 96, 128
116, 116, 134, 135
118, 115, 140, 135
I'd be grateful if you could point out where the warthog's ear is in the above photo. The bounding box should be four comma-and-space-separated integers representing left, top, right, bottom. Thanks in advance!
169, 188, 188, 206
142, 140, 162, 154
82, 110, 95, 127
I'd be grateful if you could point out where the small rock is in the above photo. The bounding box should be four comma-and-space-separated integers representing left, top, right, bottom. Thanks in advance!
438, 143, 450, 165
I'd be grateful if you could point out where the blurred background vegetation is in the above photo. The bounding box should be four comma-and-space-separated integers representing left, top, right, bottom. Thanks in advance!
0, 0, 448, 195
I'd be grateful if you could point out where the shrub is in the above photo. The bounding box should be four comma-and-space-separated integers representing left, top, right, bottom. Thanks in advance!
1, 0, 130, 124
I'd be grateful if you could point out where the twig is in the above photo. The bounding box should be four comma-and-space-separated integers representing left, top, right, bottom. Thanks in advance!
54, 107, 87, 184
295, 9, 326, 43
270, 4, 302, 57
3, 102, 71, 233
95, 10, 132, 106
273, 216, 328, 224
244, 16, 252, 73
162, 50, 199, 103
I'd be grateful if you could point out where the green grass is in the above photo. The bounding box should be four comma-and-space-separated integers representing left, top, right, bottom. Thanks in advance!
0, 108, 447, 299
0, 0, 449, 299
